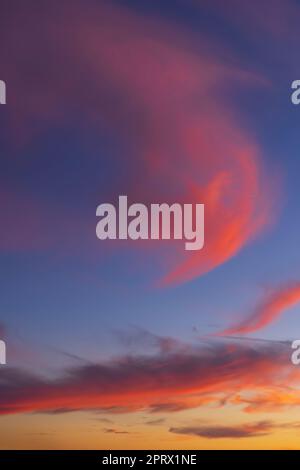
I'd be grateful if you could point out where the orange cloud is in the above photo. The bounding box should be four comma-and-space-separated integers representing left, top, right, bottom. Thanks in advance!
232, 390, 300, 414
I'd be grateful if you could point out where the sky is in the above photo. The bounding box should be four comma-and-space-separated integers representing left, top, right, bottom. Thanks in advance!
1, 0, 300, 449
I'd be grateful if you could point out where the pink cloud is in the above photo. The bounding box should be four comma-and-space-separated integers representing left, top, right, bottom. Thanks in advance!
0, 0, 278, 284
218, 282, 300, 335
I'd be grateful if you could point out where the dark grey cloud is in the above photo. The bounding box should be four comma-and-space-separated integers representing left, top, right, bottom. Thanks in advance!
145, 418, 165, 426
170, 421, 273, 439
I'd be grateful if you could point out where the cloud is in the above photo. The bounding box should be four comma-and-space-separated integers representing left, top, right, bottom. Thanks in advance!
113, 327, 187, 355
170, 420, 273, 439
0, 0, 277, 284
103, 428, 130, 435
148, 403, 193, 413
232, 389, 300, 414
170, 419, 300, 439
200, 0, 300, 72
218, 282, 300, 335
0, 335, 295, 416
145, 418, 165, 426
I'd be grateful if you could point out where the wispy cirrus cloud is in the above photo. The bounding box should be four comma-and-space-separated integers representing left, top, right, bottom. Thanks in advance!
232, 389, 300, 414
218, 282, 300, 335
0, 0, 277, 284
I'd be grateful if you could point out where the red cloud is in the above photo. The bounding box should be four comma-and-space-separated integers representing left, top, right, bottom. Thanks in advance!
0, 337, 295, 416
0, 0, 277, 284
219, 282, 300, 335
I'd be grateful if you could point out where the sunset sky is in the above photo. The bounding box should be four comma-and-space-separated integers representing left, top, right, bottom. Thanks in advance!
1, 0, 300, 449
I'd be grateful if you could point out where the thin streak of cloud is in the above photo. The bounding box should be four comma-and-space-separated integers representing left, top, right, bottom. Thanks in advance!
218, 282, 300, 335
